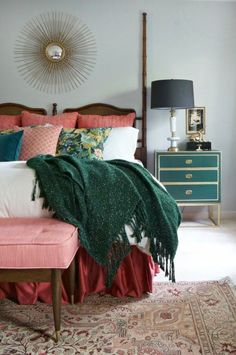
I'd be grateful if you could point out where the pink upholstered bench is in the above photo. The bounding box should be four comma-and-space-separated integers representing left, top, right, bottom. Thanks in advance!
0, 217, 79, 342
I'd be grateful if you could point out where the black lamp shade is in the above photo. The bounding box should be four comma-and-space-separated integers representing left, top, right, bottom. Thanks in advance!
151, 79, 194, 109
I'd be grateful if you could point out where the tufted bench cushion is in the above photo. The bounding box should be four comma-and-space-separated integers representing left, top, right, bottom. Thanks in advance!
0, 217, 79, 341
0, 217, 79, 269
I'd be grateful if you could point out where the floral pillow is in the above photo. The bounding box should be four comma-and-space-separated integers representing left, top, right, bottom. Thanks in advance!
56, 128, 111, 160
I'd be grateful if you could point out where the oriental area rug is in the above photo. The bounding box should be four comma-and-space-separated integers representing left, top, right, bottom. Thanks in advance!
0, 280, 235, 355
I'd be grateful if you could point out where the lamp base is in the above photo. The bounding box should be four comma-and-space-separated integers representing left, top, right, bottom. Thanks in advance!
168, 146, 179, 152
167, 136, 180, 152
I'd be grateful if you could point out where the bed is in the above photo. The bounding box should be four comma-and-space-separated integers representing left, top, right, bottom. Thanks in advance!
0, 14, 180, 304
0, 103, 180, 303
0, 100, 168, 304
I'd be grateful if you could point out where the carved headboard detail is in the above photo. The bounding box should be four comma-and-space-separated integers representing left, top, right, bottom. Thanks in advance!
0, 103, 47, 115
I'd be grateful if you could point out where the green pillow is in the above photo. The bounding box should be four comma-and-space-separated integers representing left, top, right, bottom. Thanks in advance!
0, 130, 24, 161
56, 128, 111, 160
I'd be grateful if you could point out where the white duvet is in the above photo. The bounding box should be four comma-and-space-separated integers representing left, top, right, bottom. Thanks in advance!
0, 161, 52, 218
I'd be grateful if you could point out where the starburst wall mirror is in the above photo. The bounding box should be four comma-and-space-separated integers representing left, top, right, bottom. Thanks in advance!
14, 12, 97, 93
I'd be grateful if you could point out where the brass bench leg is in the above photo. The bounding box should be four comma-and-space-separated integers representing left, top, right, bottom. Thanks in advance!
51, 269, 62, 342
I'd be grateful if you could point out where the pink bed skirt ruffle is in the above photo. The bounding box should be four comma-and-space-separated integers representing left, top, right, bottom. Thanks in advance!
0, 246, 159, 304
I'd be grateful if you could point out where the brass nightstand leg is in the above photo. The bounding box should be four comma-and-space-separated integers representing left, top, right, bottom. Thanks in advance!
208, 204, 221, 226
217, 204, 221, 226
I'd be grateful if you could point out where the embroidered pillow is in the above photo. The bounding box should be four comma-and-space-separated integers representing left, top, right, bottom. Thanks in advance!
21, 111, 78, 128
77, 112, 135, 128
0, 115, 21, 129
56, 128, 111, 160
0, 130, 23, 161
14, 125, 62, 160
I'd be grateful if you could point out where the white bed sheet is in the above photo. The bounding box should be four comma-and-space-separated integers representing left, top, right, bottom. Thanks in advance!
0, 161, 52, 218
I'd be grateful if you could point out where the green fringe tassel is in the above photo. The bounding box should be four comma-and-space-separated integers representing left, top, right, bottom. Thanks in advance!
31, 177, 38, 201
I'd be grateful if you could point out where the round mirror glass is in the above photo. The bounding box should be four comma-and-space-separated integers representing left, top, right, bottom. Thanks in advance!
46, 43, 65, 61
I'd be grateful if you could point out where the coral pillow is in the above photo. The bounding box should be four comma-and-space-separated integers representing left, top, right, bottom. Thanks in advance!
0, 115, 21, 129
77, 112, 135, 128
14, 125, 62, 160
21, 111, 78, 128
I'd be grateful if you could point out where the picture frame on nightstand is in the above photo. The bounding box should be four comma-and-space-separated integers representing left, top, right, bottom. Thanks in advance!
186, 107, 206, 135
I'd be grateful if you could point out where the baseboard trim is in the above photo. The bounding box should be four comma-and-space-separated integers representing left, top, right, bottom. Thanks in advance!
221, 211, 236, 219
180, 206, 236, 220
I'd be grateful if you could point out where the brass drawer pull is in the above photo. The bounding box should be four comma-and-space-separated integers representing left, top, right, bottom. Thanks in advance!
185, 159, 192, 165
185, 189, 192, 195
185, 174, 192, 179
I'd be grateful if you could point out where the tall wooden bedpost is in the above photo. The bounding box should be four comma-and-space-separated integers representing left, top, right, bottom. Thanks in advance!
142, 12, 147, 166
52, 103, 57, 116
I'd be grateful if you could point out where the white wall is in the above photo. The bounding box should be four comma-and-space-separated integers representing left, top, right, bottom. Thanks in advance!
1, 0, 235, 212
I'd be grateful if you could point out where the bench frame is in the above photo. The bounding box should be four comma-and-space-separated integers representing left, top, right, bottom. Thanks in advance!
0, 257, 76, 342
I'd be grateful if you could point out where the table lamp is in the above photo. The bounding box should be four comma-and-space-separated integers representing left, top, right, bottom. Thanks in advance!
151, 79, 194, 151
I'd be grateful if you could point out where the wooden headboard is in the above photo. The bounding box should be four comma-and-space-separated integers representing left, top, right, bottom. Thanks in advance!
0, 102, 47, 115
63, 103, 135, 116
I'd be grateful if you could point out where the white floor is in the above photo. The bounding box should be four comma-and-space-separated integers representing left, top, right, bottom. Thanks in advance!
156, 216, 236, 284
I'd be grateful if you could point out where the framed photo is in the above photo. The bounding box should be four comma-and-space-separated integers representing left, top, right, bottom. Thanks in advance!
186, 107, 206, 135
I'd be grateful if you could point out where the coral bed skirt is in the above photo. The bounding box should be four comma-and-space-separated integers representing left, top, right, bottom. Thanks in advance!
0, 246, 158, 304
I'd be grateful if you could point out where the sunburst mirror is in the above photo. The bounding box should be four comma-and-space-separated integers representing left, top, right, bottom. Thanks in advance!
14, 12, 97, 93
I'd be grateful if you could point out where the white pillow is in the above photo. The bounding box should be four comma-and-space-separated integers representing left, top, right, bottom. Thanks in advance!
103, 127, 139, 161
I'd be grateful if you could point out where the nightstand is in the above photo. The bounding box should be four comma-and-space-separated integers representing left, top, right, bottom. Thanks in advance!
155, 151, 221, 225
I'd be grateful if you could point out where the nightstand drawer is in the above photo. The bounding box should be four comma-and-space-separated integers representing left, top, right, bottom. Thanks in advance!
159, 154, 219, 168
166, 184, 219, 201
160, 170, 218, 182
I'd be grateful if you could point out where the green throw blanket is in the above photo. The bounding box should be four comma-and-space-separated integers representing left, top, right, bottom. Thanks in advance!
27, 155, 181, 286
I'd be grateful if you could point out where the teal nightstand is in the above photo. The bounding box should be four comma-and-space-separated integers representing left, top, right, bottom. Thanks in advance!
155, 151, 221, 225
